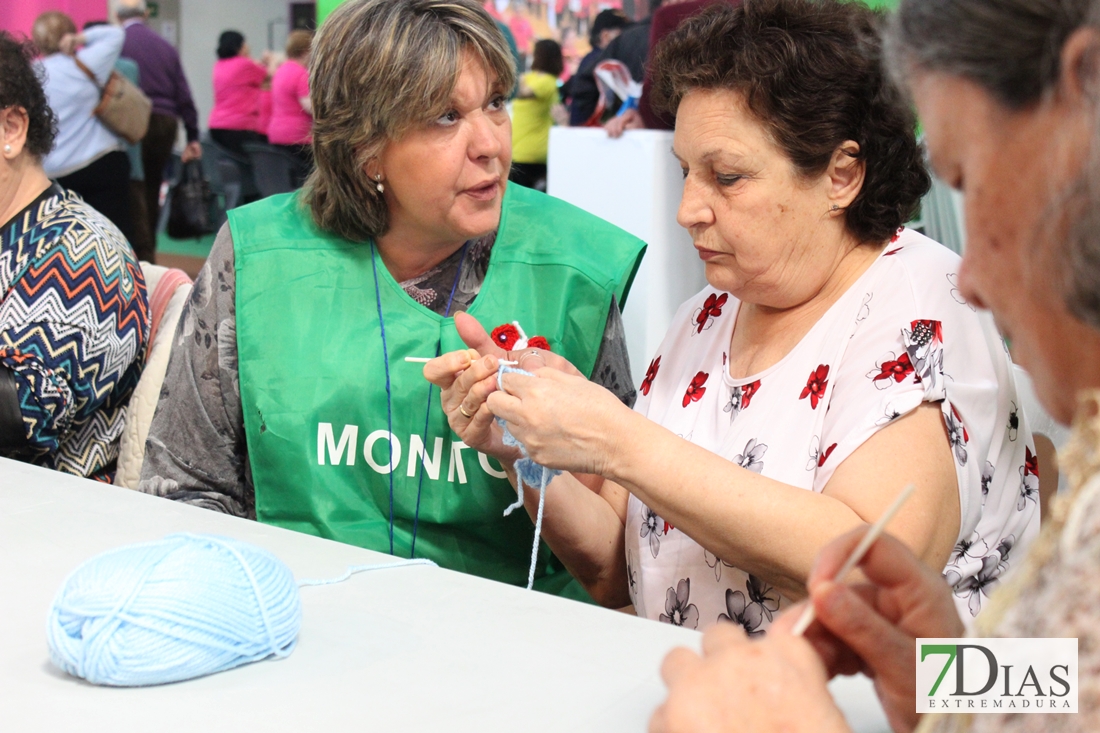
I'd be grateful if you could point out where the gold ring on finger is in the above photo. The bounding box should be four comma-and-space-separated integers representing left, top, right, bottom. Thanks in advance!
459, 404, 475, 419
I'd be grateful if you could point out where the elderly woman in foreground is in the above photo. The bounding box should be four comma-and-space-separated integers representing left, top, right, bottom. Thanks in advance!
431, 0, 1036, 630
140, 0, 644, 597
0, 32, 148, 481
650, 0, 1100, 731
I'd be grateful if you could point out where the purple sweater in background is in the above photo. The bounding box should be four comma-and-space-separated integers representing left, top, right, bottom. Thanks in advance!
121, 20, 199, 142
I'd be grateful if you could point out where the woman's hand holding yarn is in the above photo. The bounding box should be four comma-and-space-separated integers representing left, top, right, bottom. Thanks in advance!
453, 312, 583, 377
487, 368, 633, 477
425, 349, 518, 464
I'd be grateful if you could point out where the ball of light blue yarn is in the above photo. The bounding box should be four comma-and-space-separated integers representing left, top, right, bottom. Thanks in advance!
47, 533, 302, 686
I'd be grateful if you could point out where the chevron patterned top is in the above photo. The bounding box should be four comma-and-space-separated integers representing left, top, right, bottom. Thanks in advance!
0, 184, 148, 481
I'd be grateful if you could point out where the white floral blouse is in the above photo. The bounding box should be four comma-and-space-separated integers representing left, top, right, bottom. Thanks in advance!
625, 229, 1041, 633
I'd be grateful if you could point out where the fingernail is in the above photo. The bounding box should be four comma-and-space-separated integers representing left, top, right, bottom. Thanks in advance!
483, 355, 496, 368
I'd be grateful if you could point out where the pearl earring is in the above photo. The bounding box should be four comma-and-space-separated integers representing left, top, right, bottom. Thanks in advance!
3, 144, 10, 155
375, 175, 384, 194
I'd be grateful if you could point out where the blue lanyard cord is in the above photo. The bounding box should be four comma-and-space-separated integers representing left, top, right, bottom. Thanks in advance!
372, 241, 470, 559
369, 242, 396, 555
410, 242, 469, 558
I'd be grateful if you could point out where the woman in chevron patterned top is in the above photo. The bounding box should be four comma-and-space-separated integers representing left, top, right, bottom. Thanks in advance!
0, 32, 149, 481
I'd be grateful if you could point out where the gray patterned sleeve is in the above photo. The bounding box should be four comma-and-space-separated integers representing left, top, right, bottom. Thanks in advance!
138, 224, 253, 518
590, 296, 637, 408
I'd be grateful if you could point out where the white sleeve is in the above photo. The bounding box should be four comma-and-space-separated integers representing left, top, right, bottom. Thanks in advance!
813, 281, 932, 492
76, 26, 124, 85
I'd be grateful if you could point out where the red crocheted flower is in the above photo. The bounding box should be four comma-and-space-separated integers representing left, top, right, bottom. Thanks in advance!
489, 324, 552, 352
682, 371, 709, 407
694, 292, 729, 334
872, 352, 915, 385
491, 323, 520, 349
800, 364, 830, 409
527, 336, 550, 351
1024, 445, 1039, 477
741, 379, 761, 409
641, 356, 661, 396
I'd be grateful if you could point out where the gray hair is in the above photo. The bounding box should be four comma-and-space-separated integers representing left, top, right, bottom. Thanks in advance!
302, 0, 515, 243
115, 0, 148, 21
886, 0, 1100, 329
884, 0, 1094, 108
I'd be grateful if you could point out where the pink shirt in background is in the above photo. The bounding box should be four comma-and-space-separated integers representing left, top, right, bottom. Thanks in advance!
208, 56, 267, 132
257, 89, 273, 137
267, 59, 312, 146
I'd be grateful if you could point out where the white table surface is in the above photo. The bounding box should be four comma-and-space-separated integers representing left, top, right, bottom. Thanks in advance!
0, 458, 890, 732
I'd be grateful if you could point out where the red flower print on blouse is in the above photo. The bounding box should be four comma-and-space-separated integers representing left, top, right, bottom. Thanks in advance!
641, 356, 661, 396
909, 319, 944, 347
818, 442, 838, 467
683, 371, 709, 407
741, 380, 761, 409
800, 364, 830, 409
871, 352, 915, 386
693, 292, 729, 334
1024, 446, 1039, 477
890, 227, 904, 243
663, 520, 675, 534
883, 247, 903, 256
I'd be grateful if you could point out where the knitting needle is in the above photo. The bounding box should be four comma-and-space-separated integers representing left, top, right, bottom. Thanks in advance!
790, 482, 916, 637
404, 356, 519, 365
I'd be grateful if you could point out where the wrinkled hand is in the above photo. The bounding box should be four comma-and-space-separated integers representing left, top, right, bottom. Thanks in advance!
424, 349, 517, 462
792, 529, 965, 733
452, 312, 582, 377
650, 622, 851, 733
486, 367, 632, 475
605, 107, 644, 138
423, 313, 583, 461
181, 141, 202, 162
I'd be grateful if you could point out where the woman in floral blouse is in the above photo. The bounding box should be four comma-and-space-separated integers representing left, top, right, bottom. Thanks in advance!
649, 0, 1100, 731
429, 0, 1037, 631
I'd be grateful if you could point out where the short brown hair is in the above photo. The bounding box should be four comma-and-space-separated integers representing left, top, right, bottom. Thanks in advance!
652, 0, 930, 245
32, 11, 77, 56
285, 29, 312, 61
304, 0, 515, 243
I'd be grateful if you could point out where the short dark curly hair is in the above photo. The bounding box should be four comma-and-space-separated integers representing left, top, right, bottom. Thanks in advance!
0, 31, 57, 160
651, 0, 930, 245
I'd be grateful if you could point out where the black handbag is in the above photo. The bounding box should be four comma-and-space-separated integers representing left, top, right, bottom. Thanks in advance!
166, 160, 217, 239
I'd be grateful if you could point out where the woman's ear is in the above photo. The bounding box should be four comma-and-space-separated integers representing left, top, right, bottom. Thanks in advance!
1060, 27, 1100, 106
825, 140, 865, 211
0, 106, 30, 158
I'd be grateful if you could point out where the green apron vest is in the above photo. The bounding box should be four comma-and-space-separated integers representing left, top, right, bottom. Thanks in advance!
230, 184, 645, 598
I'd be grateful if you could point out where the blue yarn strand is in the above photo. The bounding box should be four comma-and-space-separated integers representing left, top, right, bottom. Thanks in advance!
496, 364, 562, 589
297, 558, 437, 586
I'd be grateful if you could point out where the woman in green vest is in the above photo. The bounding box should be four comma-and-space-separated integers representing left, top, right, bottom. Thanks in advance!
138, 0, 645, 600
